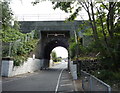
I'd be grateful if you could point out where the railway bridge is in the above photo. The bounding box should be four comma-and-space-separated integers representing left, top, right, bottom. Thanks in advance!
19, 21, 84, 69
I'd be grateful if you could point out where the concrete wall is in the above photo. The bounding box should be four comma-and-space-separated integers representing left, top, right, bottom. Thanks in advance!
49, 59, 54, 68
1, 60, 13, 77
1, 58, 43, 77
19, 21, 83, 34
70, 61, 77, 80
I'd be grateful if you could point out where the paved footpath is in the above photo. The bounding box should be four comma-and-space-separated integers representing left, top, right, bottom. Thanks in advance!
56, 69, 75, 92
2, 62, 83, 93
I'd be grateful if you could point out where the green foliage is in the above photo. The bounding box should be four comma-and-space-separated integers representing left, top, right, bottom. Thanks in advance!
13, 21, 20, 30
93, 70, 114, 81
57, 57, 62, 62
16, 39, 38, 55
11, 39, 39, 66
1, 0, 39, 66
2, 28, 39, 66
92, 70, 120, 87
64, 3, 120, 89
1, 1, 24, 43
51, 51, 57, 62
2, 27, 23, 42
13, 55, 28, 66
2, 1, 13, 30
33, 30, 39, 39
52, 2, 73, 13
51, 51, 62, 62
69, 41, 77, 59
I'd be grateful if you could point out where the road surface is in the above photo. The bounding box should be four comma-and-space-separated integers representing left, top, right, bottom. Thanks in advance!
2, 62, 75, 92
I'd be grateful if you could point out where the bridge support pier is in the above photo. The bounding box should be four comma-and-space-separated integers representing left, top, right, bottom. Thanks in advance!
41, 59, 49, 69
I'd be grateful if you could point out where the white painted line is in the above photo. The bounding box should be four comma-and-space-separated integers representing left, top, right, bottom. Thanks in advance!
55, 69, 64, 93
60, 83, 72, 87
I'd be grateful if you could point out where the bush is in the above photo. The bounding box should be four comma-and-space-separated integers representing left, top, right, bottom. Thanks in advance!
14, 55, 28, 66
69, 42, 77, 59
92, 70, 120, 87
13, 39, 38, 66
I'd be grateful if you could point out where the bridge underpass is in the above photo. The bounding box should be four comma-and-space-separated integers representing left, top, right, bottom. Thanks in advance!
19, 21, 84, 70
2, 21, 84, 92
39, 30, 70, 69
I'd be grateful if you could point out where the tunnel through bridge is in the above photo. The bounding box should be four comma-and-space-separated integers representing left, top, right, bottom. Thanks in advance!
37, 31, 70, 69
19, 21, 84, 70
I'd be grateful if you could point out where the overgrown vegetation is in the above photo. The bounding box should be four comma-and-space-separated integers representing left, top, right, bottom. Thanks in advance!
50, 1, 120, 89
2, 0, 120, 89
13, 39, 39, 66
1, 1, 39, 66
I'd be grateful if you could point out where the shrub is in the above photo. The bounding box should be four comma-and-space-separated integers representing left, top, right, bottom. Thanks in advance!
13, 39, 39, 66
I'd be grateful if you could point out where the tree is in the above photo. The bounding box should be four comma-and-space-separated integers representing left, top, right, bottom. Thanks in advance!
2, 1, 13, 31
51, 51, 57, 62
1, 0, 23, 43
1, 0, 39, 66
51, 1, 120, 71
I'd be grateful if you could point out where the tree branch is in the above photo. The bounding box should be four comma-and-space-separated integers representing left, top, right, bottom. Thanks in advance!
101, 2, 108, 10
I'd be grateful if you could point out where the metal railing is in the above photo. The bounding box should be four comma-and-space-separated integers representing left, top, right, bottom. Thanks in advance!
15, 13, 88, 21
81, 70, 111, 92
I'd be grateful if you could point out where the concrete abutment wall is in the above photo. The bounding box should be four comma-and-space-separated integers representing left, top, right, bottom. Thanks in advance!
1, 58, 44, 77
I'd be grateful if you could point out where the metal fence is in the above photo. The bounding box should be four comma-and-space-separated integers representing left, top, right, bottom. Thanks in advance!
15, 13, 88, 21
81, 70, 111, 92
2, 31, 35, 57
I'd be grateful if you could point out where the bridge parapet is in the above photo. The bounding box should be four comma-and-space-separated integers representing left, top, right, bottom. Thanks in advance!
19, 20, 83, 34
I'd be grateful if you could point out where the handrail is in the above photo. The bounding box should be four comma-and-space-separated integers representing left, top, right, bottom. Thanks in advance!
81, 70, 111, 92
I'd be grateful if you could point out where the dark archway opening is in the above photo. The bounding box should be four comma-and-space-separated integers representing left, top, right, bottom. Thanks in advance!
43, 39, 69, 69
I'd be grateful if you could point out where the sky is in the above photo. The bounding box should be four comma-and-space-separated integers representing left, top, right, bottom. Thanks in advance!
10, 0, 88, 21
10, 0, 71, 21
10, 0, 88, 58
52, 47, 68, 58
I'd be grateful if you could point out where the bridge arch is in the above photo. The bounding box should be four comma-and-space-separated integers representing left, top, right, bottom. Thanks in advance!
19, 21, 85, 70
43, 38, 68, 60
42, 34, 69, 69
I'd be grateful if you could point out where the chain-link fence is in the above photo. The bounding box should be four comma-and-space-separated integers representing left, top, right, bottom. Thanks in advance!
81, 70, 111, 92
2, 31, 35, 57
